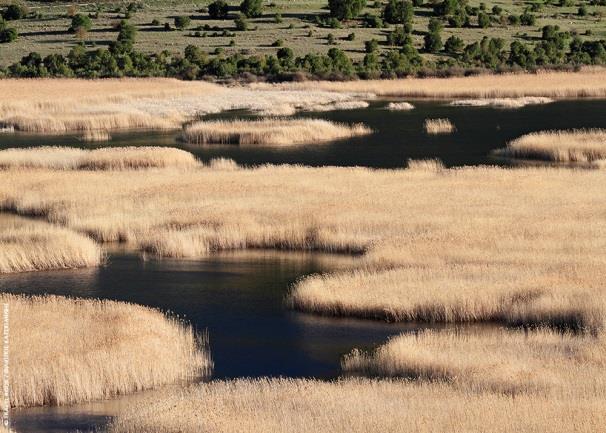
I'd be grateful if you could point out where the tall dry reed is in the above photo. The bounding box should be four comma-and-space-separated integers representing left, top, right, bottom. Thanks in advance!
424, 118, 455, 134
449, 97, 553, 108
343, 328, 606, 395
1, 156, 606, 332
253, 69, 606, 98
108, 377, 606, 433
181, 119, 371, 145
0, 79, 368, 134
2, 293, 210, 407
0, 214, 102, 273
492, 129, 606, 164
0, 146, 200, 170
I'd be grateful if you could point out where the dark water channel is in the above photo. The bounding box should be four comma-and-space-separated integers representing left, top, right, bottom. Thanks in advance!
1, 99, 606, 168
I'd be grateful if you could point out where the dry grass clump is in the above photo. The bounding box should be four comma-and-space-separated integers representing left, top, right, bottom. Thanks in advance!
108, 377, 606, 433
181, 119, 372, 146
493, 129, 606, 164
424, 118, 455, 134
2, 163, 606, 332
81, 130, 111, 142
2, 293, 210, 408
0, 215, 102, 273
207, 157, 239, 171
387, 101, 415, 110
0, 146, 200, 170
450, 97, 553, 108
0, 79, 367, 134
343, 329, 606, 396
255, 69, 606, 98
406, 159, 445, 171
304, 101, 370, 112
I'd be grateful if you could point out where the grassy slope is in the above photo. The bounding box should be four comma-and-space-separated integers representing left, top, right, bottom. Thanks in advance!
0, 0, 605, 66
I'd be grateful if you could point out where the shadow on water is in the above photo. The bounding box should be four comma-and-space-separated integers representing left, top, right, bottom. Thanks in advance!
2, 99, 606, 168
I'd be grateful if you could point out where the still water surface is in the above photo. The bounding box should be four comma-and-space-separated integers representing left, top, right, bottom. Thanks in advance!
2, 99, 606, 168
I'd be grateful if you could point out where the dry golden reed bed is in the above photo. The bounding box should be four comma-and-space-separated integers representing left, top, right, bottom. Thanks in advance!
343, 328, 606, 396
181, 119, 371, 146
493, 129, 606, 165
386, 101, 415, 110
424, 118, 455, 134
255, 69, 606, 98
1, 155, 605, 332
0, 79, 366, 134
0, 146, 199, 170
3, 293, 210, 407
449, 96, 554, 108
108, 377, 606, 433
0, 214, 102, 273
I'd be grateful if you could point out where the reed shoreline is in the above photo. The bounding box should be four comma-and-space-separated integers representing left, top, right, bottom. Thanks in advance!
1, 152, 605, 333
2, 293, 211, 408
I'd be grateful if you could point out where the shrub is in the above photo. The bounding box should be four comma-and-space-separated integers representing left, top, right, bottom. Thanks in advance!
492, 5, 503, 15
151, 18, 160, 26
413, 0, 424, 6
164, 22, 171, 31
508, 14, 520, 25
208, 0, 229, 19
578, 5, 588, 16
272, 38, 283, 47
478, 11, 490, 28
346, 32, 356, 41
3, 3, 27, 20
365, 38, 379, 52
327, 33, 336, 44
387, 25, 411, 46
235, 14, 248, 30
0, 26, 17, 43
240, 0, 263, 17
364, 13, 383, 27
444, 35, 463, 53
275, 13, 283, 23
69, 14, 92, 33
328, 0, 367, 20
520, 11, 536, 26
174, 16, 191, 30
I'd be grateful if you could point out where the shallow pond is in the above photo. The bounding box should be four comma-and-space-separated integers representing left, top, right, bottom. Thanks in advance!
2, 99, 606, 168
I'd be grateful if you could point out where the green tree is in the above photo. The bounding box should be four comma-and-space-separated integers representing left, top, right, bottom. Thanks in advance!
240, 0, 263, 17
174, 16, 191, 30
478, 11, 490, 27
69, 14, 92, 33
444, 35, 463, 53
424, 18, 443, 52
0, 26, 17, 43
383, 0, 414, 32
208, 0, 229, 19
2, 3, 27, 20
234, 14, 248, 30
328, 0, 367, 20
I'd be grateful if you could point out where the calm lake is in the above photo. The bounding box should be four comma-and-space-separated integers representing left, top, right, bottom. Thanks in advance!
1, 99, 606, 432
2, 99, 606, 168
